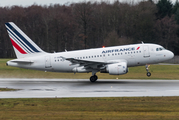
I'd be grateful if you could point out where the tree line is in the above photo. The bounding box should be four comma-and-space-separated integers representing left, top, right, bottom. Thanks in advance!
0, 0, 179, 58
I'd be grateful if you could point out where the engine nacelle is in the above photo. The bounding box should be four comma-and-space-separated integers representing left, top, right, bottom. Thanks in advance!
101, 62, 128, 75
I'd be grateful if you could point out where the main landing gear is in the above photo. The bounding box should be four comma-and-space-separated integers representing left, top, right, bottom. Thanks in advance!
145, 64, 151, 77
90, 75, 98, 82
90, 70, 98, 82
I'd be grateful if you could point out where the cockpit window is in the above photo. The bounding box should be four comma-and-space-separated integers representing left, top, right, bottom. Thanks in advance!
156, 47, 165, 51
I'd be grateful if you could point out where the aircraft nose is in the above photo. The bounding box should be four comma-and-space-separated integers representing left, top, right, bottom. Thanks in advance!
167, 50, 174, 59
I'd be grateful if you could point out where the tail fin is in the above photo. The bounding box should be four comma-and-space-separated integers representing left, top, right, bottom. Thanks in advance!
5, 22, 45, 58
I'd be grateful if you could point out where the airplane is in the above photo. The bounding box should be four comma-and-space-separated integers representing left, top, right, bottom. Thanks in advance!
5, 22, 174, 82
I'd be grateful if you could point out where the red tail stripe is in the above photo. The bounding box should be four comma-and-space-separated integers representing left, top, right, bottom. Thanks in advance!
10, 38, 27, 54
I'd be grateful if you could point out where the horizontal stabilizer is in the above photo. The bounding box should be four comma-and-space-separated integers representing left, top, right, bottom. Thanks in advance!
10, 59, 34, 63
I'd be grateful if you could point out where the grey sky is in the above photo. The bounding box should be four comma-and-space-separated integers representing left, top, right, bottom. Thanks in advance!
0, 0, 177, 7
0, 0, 113, 7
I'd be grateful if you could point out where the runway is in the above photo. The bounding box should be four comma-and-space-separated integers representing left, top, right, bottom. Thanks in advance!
0, 79, 179, 98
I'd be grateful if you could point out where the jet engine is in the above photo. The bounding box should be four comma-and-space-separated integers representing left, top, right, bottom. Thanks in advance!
101, 62, 128, 75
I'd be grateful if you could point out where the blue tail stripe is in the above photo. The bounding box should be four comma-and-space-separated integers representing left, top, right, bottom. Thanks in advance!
6, 23, 40, 53
9, 32, 30, 53
6, 26, 33, 53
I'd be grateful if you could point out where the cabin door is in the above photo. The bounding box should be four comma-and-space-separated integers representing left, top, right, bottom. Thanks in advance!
143, 46, 150, 57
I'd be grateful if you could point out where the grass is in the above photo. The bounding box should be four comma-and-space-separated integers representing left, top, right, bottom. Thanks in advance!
0, 97, 179, 120
0, 88, 19, 91
1, 59, 179, 79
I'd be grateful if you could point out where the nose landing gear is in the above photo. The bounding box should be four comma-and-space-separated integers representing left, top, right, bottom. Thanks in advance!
145, 64, 151, 77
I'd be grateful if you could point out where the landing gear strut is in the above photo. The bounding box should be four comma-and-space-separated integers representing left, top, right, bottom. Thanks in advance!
145, 64, 151, 77
90, 75, 98, 82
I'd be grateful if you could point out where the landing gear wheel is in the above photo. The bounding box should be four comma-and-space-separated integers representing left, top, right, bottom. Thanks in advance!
90, 75, 98, 82
147, 72, 151, 77
94, 75, 98, 80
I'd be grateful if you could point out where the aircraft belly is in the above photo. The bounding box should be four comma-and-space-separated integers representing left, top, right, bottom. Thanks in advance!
52, 61, 75, 72
127, 58, 136, 66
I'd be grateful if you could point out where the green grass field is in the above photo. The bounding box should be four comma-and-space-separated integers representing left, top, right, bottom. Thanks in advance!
0, 97, 179, 120
1, 59, 179, 120
1, 59, 179, 79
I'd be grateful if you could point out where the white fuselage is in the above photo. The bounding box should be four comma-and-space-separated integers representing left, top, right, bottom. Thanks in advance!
7, 43, 174, 73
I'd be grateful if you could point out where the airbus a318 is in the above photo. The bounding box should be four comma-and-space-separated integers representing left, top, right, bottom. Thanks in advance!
5, 22, 174, 82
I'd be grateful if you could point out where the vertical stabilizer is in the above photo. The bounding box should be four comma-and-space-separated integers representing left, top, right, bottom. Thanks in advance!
5, 22, 45, 58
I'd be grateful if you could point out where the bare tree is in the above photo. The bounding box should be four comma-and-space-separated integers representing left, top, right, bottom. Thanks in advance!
155, 15, 178, 49
72, 2, 92, 49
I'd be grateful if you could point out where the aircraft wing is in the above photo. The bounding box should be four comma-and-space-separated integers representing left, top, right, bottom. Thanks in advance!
65, 57, 114, 69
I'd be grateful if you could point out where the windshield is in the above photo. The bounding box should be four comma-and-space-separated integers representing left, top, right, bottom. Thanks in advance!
156, 47, 165, 51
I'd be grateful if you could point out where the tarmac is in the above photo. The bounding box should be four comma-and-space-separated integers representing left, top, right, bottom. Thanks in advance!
0, 79, 179, 98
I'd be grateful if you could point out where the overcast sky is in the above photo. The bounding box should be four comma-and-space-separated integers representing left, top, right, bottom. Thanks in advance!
0, 0, 177, 7
0, 0, 111, 7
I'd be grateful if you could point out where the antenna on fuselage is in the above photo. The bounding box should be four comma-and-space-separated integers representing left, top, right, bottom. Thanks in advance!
141, 41, 144, 44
